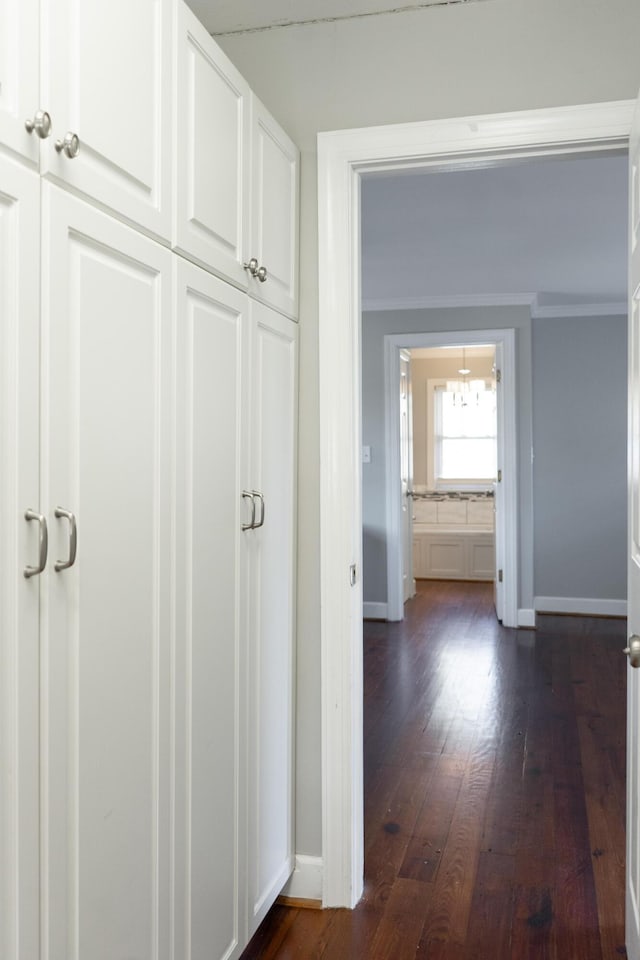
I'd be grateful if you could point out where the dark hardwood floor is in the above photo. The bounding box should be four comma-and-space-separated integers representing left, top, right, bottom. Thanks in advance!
241, 580, 627, 959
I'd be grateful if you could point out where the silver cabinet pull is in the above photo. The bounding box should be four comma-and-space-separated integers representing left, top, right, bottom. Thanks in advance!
55, 131, 80, 159
242, 491, 256, 531
252, 491, 265, 529
54, 507, 77, 571
256, 265, 268, 283
25, 109, 52, 139
24, 509, 48, 578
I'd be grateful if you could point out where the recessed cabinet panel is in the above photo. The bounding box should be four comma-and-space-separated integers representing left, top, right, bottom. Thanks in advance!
174, 2, 250, 287
0, 157, 40, 960
41, 0, 172, 238
248, 301, 297, 934
249, 97, 299, 318
0, 0, 39, 164
174, 259, 248, 960
41, 186, 172, 960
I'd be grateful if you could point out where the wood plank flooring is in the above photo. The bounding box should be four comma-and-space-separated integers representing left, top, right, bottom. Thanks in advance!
240, 580, 628, 959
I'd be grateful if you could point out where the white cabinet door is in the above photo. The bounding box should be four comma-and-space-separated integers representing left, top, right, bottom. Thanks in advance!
174, 0, 251, 288
40, 185, 173, 960
0, 156, 40, 960
40, 0, 172, 239
248, 97, 299, 319
0, 0, 40, 165
247, 301, 297, 935
174, 258, 249, 960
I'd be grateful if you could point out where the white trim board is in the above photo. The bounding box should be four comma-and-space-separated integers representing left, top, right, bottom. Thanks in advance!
318, 99, 634, 910
280, 855, 324, 902
535, 596, 628, 618
363, 602, 388, 620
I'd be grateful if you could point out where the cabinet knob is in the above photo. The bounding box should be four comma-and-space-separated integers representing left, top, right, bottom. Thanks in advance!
25, 109, 52, 139
55, 131, 80, 159
244, 258, 268, 283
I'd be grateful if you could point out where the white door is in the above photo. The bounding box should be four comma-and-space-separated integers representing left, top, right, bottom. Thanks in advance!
247, 301, 297, 936
40, 0, 172, 238
399, 350, 415, 603
248, 96, 299, 319
40, 185, 173, 960
174, 0, 251, 288
0, 0, 40, 164
0, 156, 40, 960
626, 89, 640, 960
173, 258, 249, 960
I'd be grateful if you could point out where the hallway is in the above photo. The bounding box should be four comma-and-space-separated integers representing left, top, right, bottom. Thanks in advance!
241, 581, 627, 959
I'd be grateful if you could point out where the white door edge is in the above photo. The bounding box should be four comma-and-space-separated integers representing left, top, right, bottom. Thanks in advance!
318, 99, 634, 909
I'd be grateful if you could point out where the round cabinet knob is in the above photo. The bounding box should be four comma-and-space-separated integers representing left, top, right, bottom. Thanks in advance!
624, 635, 640, 668
244, 258, 259, 277
256, 265, 268, 283
25, 109, 52, 139
55, 131, 80, 159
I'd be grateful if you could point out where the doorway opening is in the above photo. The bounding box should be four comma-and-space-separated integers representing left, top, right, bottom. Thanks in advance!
317, 100, 633, 909
373, 331, 517, 626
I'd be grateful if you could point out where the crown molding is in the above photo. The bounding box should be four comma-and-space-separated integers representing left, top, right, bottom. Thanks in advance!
361, 292, 627, 317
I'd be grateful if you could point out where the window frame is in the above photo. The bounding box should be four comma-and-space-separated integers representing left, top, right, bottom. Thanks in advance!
426, 377, 497, 491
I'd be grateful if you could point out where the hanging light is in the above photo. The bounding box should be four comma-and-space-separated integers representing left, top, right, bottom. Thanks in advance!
445, 348, 493, 406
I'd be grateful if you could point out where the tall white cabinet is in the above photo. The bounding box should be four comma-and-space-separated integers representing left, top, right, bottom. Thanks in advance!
0, 3, 299, 959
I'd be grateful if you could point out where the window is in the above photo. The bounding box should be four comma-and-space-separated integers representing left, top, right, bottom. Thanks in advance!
430, 381, 497, 488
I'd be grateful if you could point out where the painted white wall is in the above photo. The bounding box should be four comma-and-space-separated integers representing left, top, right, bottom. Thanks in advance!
532, 313, 627, 603
211, 0, 640, 859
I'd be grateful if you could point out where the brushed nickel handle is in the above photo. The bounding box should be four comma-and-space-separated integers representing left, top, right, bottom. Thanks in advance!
55, 131, 80, 159
24, 509, 48, 578
256, 265, 268, 283
54, 507, 77, 571
25, 109, 52, 139
242, 490, 256, 531
624, 635, 640, 669
244, 257, 259, 277
252, 491, 265, 529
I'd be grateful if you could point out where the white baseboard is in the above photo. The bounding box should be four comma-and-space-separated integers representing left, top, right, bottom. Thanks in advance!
363, 601, 387, 620
517, 608, 536, 628
280, 855, 324, 903
535, 596, 628, 618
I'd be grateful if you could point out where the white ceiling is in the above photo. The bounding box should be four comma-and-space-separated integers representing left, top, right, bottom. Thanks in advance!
186, 0, 484, 35
361, 153, 628, 312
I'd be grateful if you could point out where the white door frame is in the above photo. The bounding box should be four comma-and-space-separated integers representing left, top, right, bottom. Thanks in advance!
318, 99, 634, 908
384, 329, 517, 626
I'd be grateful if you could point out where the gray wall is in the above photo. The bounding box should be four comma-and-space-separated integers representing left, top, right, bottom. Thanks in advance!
362, 306, 533, 606
216, 1, 640, 859
532, 314, 627, 601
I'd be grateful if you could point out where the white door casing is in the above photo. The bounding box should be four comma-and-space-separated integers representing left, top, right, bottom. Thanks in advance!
399, 350, 414, 607
40, 185, 173, 960
626, 89, 640, 960
0, 155, 40, 960
383, 331, 516, 627
318, 100, 634, 908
